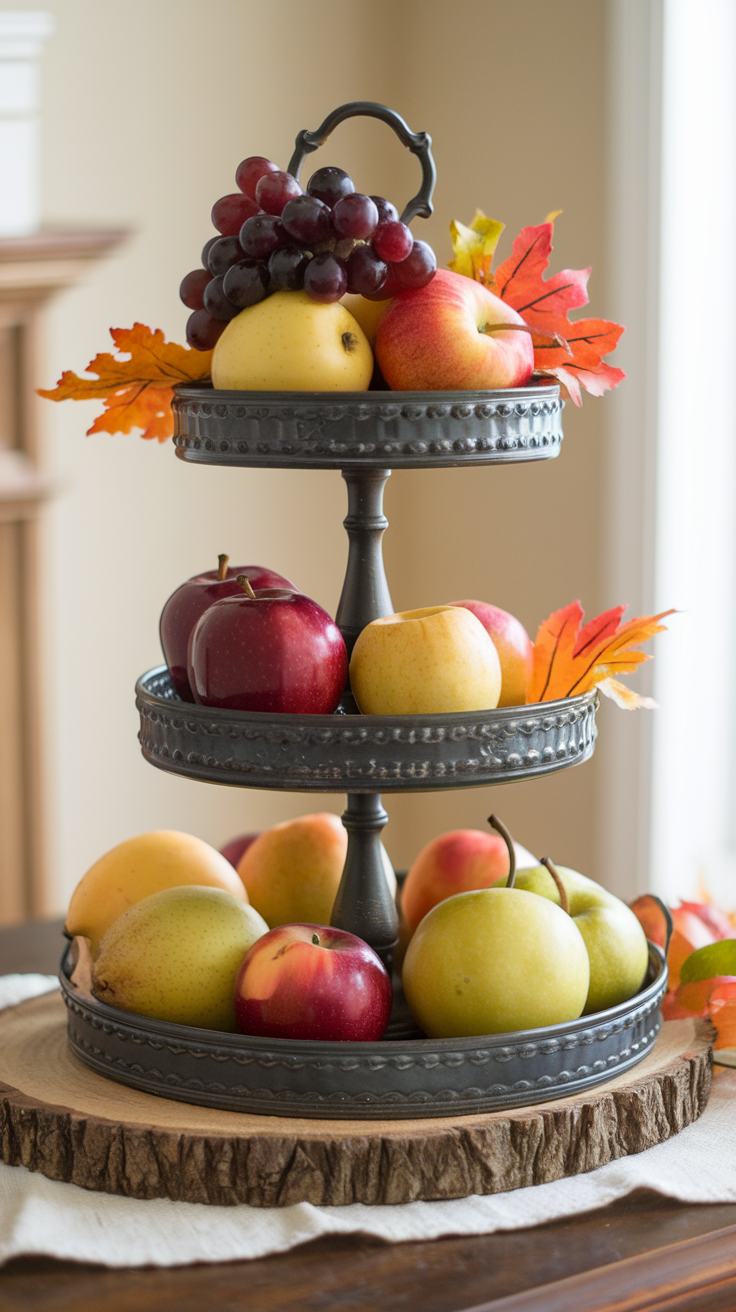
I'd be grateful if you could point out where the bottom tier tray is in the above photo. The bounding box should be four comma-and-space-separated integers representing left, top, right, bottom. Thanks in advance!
59, 943, 668, 1121
0, 989, 711, 1207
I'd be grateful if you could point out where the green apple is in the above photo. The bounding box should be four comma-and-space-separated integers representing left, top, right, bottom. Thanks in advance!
494, 865, 649, 1014
350, 605, 502, 716
402, 886, 590, 1038
211, 291, 373, 391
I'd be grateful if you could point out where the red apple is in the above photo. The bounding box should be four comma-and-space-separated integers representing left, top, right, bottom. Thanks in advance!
447, 600, 533, 707
160, 557, 296, 702
220, 832, 260, 869
234, 923, 393, 1041
188, 583, 348, 714
401, 829, 513, 935
375, 267, 535, 391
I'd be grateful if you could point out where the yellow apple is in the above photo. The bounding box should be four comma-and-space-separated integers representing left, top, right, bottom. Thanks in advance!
236, 811, 396, 928
211, 291, 373, 391
402, 887, 590, 1037
340, 293, 391, 349
349, 606, 502, 715
65, 830, 247, 956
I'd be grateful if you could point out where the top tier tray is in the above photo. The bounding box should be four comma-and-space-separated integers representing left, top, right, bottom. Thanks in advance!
171, 383, 563, 470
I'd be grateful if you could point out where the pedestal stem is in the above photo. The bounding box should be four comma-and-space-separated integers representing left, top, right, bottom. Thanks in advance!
331, 792, 398, 971
335, 469, 393, 658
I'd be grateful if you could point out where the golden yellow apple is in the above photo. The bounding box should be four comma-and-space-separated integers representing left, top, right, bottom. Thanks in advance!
349, 606, 502, 715
65, 830, 247, 956
340, 293, 391, 349
211, 292, 373, 391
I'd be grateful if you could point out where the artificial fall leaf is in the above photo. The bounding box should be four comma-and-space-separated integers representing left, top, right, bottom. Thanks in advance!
662, 976, 736, 1021
448, 211, 505, 285
527, 600, 674, 705
38, 324, 212, 443
448, 211, 625, 404
709, 983, 736, 1050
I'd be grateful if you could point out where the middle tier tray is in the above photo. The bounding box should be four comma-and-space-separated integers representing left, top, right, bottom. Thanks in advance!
136, 666, 597, 793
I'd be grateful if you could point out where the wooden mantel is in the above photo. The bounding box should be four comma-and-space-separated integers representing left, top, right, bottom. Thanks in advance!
0, 228, 126, 922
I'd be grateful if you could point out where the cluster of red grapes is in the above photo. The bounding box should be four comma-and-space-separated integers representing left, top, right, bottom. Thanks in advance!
180, 155, 437, 351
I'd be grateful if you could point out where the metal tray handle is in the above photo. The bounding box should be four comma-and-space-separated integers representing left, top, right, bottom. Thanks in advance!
287, 101, 436, 226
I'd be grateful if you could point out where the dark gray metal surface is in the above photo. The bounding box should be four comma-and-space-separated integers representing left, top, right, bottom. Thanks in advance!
136, 666, 598, 793
171, 384, 563, 470
60, 945, 667, 1120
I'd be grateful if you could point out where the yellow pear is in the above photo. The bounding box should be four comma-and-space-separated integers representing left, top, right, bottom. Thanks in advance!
65, 830, 247, 955
91, 886, 269, 1031
211, 292, 373, 391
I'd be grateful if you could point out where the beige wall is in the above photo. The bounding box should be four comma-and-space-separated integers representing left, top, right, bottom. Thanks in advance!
8, 0, 611, 908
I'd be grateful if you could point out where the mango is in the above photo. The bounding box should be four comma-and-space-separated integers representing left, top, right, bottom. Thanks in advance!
66, 830, 247, 955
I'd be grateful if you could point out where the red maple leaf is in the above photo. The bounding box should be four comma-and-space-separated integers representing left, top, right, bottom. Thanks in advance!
450, 214, 625, 405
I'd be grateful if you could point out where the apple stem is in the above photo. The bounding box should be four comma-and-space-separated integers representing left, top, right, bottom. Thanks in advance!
539, 857, 570, 916
312, 932, 320, 945
488, 814, 516, 890
217, 553, 229, 582
481, 323, 572, 355
236, 574, 257, 600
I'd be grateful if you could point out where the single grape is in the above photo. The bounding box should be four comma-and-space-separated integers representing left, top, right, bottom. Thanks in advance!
363, 271, 403, 301
332, 193, 379, 241
307, 166, 355, 208
346, 245, 388, 296
240, 213, 287, 259
211, 193, 261, 236
255, 170, 302, 216
204, 275, 242, 320
201, 236, 219, 269
303, 252, 347, 303
236, 155, 279, 199
268, 246, 310, 292
393, 239, 437, 289
373, 220, 413, 263
223, 260, 269, 308
179, 268, 211, 310
186, 310, 226, 351
371, 196, 399, 224
281, 194, 332, 245
208, 235, 245, 277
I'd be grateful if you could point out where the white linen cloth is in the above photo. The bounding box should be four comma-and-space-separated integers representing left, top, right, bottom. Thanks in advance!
2, 973, 736, 1269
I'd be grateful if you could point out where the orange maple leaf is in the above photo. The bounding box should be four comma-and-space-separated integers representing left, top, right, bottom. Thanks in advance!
38, 324, 212, 443
527, 600, 674, 704
450, 213, 625, 405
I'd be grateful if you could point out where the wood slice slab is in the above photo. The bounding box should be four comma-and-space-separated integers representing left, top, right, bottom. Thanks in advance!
0, 991, 713, 1208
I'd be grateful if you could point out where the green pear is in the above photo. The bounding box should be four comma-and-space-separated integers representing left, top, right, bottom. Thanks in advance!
495, 866, 649, 1014
91, 886, 268, 1031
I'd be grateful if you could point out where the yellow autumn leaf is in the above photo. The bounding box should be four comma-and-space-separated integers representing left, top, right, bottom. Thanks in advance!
596, 677, 659, 710
448, 210, 505, 285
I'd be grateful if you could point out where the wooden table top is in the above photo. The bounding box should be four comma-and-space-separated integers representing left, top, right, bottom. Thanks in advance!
1, 919, 735, 1312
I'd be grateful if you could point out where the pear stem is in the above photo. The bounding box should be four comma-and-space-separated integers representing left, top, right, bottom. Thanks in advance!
217, 553, 229, 581
488, 814, 516, 889
236, 574, 257, 600
539, 856, 569, 916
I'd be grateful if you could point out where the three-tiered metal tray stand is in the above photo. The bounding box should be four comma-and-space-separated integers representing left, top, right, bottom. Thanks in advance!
52, 108, 691, 1207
